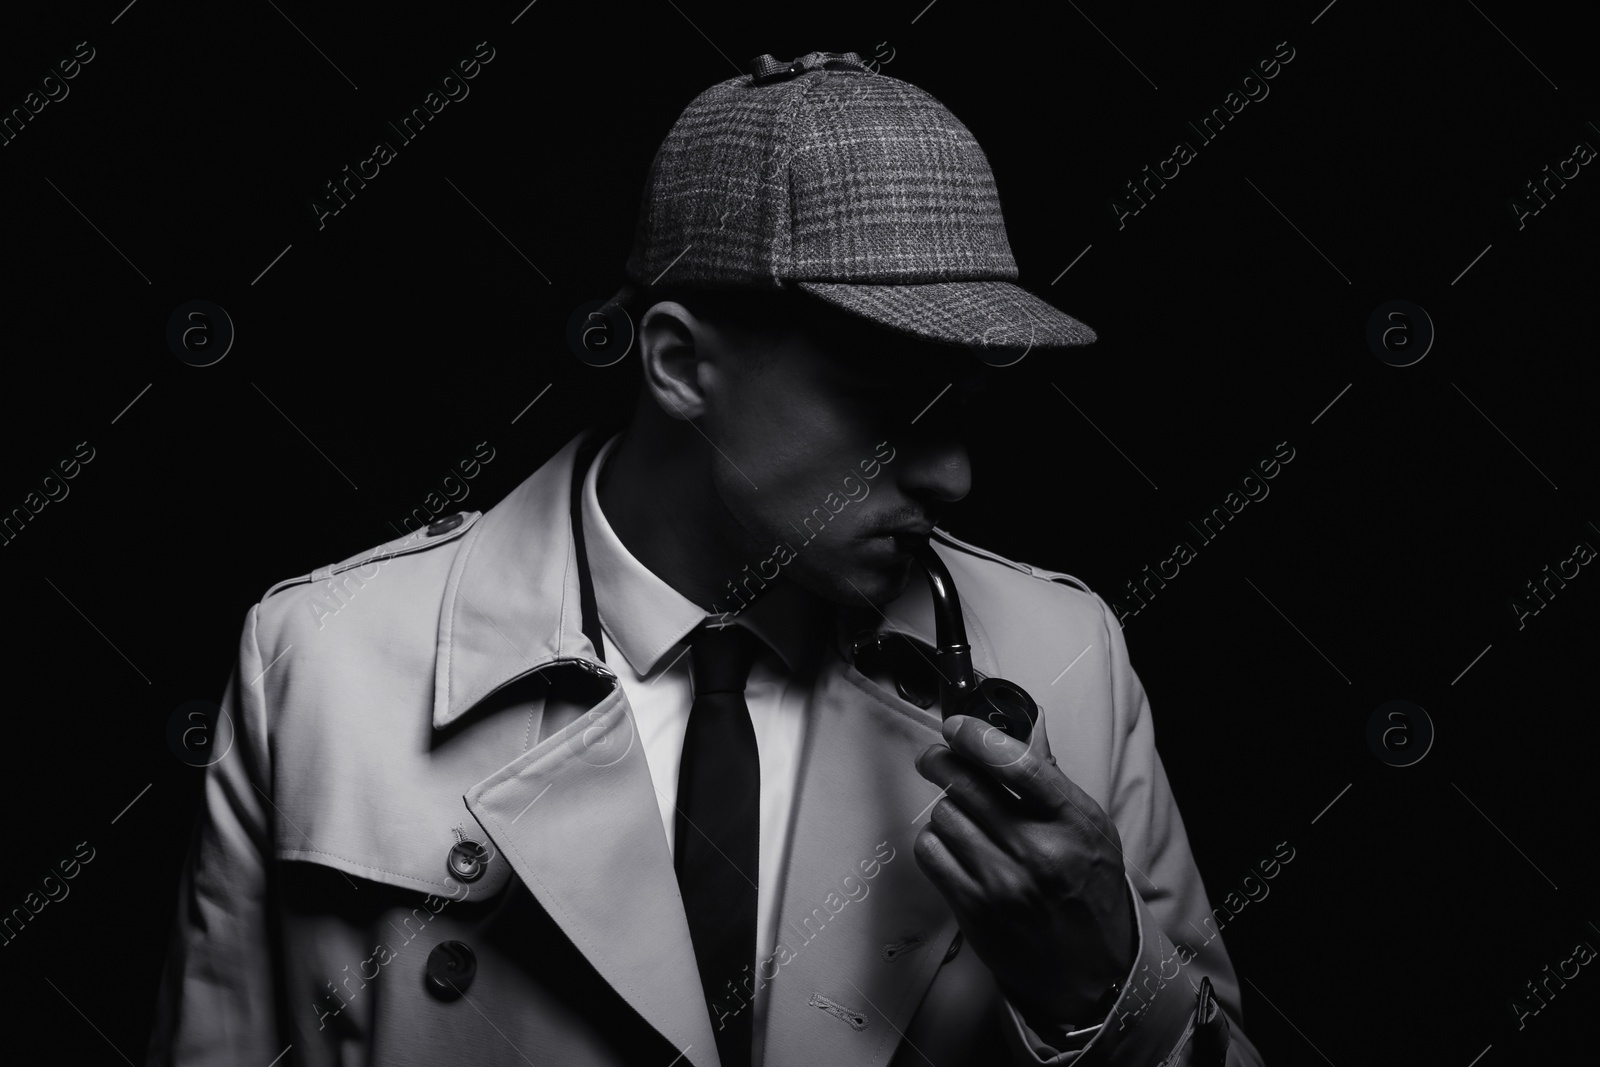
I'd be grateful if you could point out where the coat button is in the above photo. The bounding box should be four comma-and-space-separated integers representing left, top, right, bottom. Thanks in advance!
425, 940, 477, 999
447, 840, 489, 882
427, 513, 464, 536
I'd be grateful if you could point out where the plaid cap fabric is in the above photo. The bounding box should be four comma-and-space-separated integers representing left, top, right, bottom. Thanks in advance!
619, 50, 1096, 351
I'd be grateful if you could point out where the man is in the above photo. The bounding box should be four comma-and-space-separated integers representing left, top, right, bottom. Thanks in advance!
150, 50, 1265, 1065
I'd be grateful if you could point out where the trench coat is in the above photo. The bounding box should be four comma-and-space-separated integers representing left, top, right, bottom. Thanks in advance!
148, 427, 1266, 1066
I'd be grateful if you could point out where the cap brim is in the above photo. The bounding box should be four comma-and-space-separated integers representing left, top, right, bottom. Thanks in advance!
794, 280, 1097, 351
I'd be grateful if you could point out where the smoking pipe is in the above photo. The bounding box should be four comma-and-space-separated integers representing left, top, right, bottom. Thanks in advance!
909, 538, 1040, 742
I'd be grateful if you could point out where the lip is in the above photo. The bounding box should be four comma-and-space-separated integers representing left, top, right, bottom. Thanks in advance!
882, 531, 931, 557
880, 524, 935, 538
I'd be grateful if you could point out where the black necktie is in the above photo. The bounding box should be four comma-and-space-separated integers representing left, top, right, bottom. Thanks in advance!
675, 622, 762, 1067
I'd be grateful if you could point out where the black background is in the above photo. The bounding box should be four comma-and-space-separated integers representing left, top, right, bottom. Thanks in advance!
1, 1, 1595, 1063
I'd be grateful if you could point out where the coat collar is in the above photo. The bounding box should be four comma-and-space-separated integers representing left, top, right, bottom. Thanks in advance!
580, 429, 832, 681
433, 429, 604, 730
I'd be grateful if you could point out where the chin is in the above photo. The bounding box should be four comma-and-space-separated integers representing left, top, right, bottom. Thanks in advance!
811, 547, 917, 609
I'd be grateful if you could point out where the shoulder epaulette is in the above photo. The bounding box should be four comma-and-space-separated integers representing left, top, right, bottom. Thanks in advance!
261, 510, 483, 601
931, 526, 1092, 594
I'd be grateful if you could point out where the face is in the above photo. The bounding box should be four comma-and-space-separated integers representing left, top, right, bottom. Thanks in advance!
694, 301, 985, 609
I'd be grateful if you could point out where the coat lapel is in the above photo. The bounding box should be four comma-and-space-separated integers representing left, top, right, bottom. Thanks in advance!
437, 430, 721, 1067
760, 565, 999, 1067
464, 681, 721, 1067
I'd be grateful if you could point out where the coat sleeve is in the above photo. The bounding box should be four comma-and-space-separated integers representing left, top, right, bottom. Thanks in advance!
996, 593, 1267, 1067
147, 603, 284, 1064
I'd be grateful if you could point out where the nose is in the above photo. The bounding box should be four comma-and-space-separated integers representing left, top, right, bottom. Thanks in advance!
877, 353, 982, 507
895, 424, 971, 506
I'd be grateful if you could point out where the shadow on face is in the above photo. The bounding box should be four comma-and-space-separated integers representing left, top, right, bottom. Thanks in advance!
686, 289, 987, 608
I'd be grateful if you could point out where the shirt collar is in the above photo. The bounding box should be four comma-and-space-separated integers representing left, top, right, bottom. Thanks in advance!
582, 431, 832, 679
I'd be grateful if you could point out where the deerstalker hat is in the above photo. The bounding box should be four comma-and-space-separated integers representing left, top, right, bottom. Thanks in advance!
611, 50, 1096, 353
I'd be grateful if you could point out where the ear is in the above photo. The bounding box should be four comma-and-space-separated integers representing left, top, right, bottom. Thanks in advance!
638, 300, 716, 421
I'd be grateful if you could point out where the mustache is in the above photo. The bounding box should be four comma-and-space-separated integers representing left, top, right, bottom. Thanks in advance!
862, 506, 939, 536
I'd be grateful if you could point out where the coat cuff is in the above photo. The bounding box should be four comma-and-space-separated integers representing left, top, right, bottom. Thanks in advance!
1000, 873, 1196, 1066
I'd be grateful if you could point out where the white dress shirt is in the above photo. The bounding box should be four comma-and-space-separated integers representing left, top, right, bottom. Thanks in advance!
581, 431, 830, 1064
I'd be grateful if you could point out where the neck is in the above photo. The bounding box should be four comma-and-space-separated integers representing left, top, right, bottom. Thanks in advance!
596, 421, 763, 612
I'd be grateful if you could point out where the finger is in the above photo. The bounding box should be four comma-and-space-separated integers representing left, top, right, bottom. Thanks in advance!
917, 744, 1033, 844
941, 712, 1032, 774
925, 788, 1020, 888
922, 746, 1122, 883
942, 714, 1098, 820
912, 823, 986, 912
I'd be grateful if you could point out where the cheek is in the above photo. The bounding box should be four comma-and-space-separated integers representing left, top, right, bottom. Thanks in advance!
729, 384, 878, 485
715, 367, 902, 541
728, 445, 883, 548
